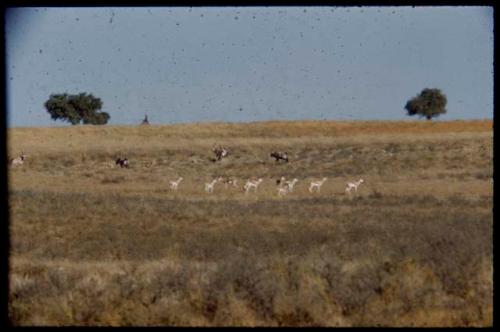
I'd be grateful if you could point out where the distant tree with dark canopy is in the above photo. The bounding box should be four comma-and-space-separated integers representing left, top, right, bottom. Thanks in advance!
44, 93, 110, 125
405, 88, 447, 120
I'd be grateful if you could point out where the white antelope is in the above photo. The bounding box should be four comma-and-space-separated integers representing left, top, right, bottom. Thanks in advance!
285, 178, 299, 192
277, 185, 289, 197
276, 176, 286, 185
346, 179, 364, 195
244, 178, 263, 194
169, 177, 183, 191
10, 153, 27, 167
309, 177, 327, 193
205, 177, 221, 194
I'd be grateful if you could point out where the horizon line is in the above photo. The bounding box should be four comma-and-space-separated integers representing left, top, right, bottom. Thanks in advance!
6, 118, 493, 130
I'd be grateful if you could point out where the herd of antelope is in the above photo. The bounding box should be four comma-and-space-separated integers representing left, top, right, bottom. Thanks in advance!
191, 175, 364, 197
8, 145, 365, 197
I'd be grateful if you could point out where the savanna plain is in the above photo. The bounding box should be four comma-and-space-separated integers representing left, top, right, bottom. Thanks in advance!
8, 120, 493, 326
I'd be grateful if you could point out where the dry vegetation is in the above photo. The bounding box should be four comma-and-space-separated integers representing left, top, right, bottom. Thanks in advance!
8, 120, 493, 326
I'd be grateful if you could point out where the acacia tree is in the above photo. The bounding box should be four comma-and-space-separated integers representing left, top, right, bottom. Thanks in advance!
405, 88, 447, 120
44, 93, 110, 125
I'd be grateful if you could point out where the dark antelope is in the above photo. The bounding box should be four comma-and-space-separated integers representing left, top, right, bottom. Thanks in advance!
115, 158, 129, 168
270, 151, 289, 162
212, 145, 229, 162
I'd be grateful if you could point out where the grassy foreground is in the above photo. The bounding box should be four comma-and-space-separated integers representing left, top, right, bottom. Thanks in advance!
8, 120, 493, 326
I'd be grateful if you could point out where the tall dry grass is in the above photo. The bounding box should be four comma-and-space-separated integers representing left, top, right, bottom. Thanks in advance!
8, 120, 493, 326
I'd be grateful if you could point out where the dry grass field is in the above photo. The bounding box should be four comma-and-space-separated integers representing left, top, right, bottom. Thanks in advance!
8, 120, 493, 326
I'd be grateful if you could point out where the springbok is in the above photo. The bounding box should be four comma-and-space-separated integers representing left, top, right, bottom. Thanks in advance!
205, 177, 221, 194
346, 179, 364, 195
285, 178, 299, 192
170, 177, 183, 191
115, 158, 129, 168
277, 184, 289, 197
244, 178, 263, 194
212, 145, 229, 162
10, 153, 27, 167
270, 151, 289, 163
309, 177, 328, 193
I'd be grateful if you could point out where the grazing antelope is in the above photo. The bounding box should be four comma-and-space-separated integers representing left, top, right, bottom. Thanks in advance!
270, 151, 289, 163
276, 176, 286, 185
169, 177, 183, 191
205, 177, 221, 194
276, 177, 289, 197
277, 184, 289, 197
10, 153, 27, 167
212, 145, 229, 162
346, 179, 364, 195
244, 178, 263, 194
115, 158, 129, 168
285, 178, 299, 192
309, 177, 328, 193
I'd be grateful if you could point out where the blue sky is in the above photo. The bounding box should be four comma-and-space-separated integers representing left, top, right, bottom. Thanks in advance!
5, 6, 494, 127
